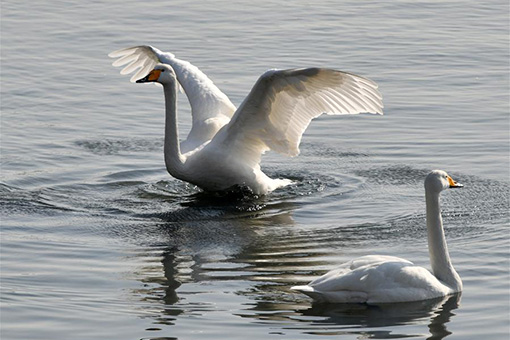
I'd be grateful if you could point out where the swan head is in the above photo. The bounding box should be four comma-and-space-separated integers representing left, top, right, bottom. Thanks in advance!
425, 170, 463, 194
136, 64, 176, 84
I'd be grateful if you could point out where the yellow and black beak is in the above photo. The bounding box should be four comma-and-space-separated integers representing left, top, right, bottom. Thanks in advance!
136, 69, 162, 83
447, 175, 463, 188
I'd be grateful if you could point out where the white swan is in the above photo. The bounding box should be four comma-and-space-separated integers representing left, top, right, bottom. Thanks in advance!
292, 170, 463, 303
109, 46, 383, 194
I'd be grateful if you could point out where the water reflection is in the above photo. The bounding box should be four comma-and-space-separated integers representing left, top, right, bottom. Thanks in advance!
127, 192, 299, 326
426, 294, 460, 340
160, 248, 181, 305
293, 294, 460, 339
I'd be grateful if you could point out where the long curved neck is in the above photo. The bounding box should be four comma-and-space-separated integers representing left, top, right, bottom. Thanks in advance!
426, 190, 462, 291
162, 81, 185, 177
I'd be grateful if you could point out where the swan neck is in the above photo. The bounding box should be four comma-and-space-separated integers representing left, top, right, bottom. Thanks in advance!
425, 190, 462, 291
163, 81, 185, 176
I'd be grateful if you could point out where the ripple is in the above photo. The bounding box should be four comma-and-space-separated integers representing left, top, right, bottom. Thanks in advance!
355, 165, 429, 186
75, 138, 162, 155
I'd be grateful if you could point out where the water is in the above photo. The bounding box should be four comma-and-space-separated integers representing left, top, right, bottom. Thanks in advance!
1, 1, 508, 339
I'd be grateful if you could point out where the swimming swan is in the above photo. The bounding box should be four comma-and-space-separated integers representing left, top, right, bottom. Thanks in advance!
292, 170, 463, 303
109, 46, 383, 194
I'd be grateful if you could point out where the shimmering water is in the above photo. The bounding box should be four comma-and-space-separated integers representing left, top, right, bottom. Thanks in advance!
1, 1, 509, 339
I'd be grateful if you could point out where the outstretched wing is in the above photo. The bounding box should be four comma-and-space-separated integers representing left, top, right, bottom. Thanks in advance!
109, 45, 236, 123
210, 68, 383, 167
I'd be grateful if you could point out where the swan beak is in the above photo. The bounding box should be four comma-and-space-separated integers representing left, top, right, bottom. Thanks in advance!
136, 69, 162, 83
447, 176, 463, 188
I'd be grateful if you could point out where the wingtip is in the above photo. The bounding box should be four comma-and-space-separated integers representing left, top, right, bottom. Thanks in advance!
108, 45, 151, 59
107, 50, 119, 58
291, 285, 314, 292
363, 108, 384, 116
108, 46, 133, 58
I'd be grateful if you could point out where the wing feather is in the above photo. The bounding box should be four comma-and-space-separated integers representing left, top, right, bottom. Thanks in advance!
112, 53, 138, 67
109, 45, 237, 149
109, 45, 236, 120
211, 68, 383, 165
110, 47, 159, 81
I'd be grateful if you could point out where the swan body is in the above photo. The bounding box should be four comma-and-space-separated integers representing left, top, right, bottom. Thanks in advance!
292, 170, 463, 303
109, 46, 384, 194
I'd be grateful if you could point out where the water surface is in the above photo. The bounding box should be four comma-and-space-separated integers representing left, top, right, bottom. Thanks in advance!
1, 1, 509, 339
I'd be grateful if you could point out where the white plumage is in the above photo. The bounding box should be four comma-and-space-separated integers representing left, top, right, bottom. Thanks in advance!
109, 46, 383, 194
292, 170, 463, 303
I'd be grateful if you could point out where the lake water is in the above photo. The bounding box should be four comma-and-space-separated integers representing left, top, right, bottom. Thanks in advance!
1, 1, 509, 339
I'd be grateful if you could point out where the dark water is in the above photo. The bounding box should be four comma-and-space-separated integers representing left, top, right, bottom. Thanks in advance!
1, 1, 509, 339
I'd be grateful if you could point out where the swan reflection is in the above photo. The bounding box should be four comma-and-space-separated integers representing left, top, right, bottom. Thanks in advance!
294, 294, 460, 339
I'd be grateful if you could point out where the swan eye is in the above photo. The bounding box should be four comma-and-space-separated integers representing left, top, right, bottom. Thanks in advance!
161, 69, 165, 72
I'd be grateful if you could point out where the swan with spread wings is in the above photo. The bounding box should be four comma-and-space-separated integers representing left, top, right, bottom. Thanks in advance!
109, 46, 383, 194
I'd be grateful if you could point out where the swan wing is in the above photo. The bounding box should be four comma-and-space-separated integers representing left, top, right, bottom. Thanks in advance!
109, 45, 236, 122
293, 255, 450, 303
211, 68, 383, 165
307, 255, 411, 288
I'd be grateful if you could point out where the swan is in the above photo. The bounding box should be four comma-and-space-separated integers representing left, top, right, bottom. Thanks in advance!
292, 170, 463, 303
109, 46, 383, 194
